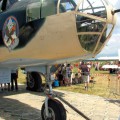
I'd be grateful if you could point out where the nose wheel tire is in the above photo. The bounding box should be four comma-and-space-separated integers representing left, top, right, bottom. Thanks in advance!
41, 99, 66, 120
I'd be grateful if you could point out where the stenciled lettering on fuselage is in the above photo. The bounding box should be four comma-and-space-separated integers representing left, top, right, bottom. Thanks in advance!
2, 16, 19, 51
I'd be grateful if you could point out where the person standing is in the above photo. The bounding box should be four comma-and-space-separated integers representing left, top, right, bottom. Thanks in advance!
80, 62, 90, 90
66, 64, 71, 79
11, 69, 18, 91
56, 70, 64, 86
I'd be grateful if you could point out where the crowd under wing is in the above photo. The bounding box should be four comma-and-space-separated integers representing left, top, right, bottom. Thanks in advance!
0, 0, 117, 68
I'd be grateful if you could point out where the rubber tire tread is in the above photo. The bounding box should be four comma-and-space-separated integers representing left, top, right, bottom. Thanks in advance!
41, 99, 66, 120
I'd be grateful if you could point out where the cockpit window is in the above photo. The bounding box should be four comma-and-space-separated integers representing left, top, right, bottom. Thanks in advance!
6, 0, 18, 9
1, 0, 7, 11
0, 0, 18, 11
59, 0, 79, 13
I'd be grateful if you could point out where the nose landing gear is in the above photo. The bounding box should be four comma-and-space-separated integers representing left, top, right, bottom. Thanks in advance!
41, 99, 66, 120
41, 65, 66, 120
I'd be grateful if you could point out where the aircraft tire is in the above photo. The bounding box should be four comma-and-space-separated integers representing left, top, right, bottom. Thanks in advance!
26, 72, 42, 91
41, 99, 66, 120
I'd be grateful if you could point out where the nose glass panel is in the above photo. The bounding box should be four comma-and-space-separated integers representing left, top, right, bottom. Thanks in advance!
57, 0, 114, 54
76, 0, 110, 53
77, 0, 107, 18
78, 35, 100, 52
95, 24, 113, 52
76, 16, 105, 32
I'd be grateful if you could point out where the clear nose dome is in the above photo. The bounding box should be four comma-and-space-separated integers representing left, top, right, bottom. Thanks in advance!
58, 0, 115, 55
76, 0, 108, 54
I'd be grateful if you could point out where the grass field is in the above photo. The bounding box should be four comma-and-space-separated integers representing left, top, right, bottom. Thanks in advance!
18, 68, 120, 99
18, 69, 26, 84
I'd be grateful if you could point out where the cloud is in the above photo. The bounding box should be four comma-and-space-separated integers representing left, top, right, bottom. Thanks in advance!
108, 0, 119, 7
97, 34, 120, 57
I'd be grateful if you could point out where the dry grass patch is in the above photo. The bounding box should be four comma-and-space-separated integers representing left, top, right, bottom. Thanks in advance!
55, 74, 120, 99
17, 69, 120, 99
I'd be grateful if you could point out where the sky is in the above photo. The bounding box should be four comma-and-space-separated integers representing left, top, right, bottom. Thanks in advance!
96, 0, 120, 57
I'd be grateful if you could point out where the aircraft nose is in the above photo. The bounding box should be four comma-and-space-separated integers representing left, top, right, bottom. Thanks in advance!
58, 0, 116, 55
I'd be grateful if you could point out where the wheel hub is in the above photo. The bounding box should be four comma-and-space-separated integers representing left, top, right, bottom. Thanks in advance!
44, 107, 55, 120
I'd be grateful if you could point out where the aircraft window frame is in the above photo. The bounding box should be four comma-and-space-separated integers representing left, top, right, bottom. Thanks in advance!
57, 0, 107, 18
1, 0, 7, 11
94, 30, 107, 52
94, 23, 114, 55
56, 0, 115, 54
77, 0, 107, 19
60, 2, 74, 12
57, 0, 79, 13
76, 12, 107, 23
74, 0, 115, 54
78, 34, 100, 52
106, 24, 114, 38
78, 26, 108, 53
76, 15, 105, 33
76, 13, 110, 53
0, 0, 18, 11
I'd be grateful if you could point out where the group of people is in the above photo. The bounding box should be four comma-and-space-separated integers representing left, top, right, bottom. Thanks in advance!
53, 62, 91, 90
0, 69, 18, 91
